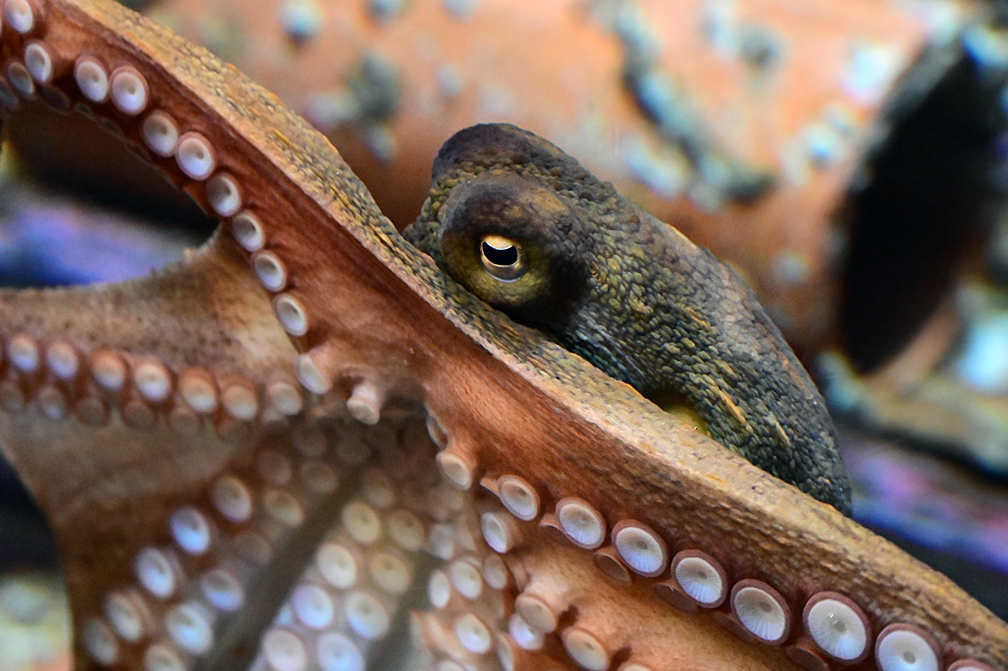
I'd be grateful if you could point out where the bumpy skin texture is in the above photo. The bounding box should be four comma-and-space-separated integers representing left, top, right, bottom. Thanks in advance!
405, 123, 852, 515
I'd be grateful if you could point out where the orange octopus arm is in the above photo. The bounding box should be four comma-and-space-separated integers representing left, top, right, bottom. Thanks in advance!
0, 0, 1004, 669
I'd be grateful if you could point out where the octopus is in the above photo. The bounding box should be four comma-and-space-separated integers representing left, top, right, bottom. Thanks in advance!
403, 122, 850, 515
0, 0, 1004, 670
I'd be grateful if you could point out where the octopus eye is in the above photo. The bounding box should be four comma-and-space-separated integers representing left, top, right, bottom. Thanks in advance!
479, 235, 526, 282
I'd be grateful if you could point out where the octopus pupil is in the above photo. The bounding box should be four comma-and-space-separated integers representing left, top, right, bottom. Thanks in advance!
481, 239, 518, 267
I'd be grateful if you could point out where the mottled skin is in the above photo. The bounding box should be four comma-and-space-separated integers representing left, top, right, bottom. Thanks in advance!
405, 123, 852, 515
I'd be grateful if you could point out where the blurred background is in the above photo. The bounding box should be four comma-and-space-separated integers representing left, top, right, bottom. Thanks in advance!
2, 0, 1008, 667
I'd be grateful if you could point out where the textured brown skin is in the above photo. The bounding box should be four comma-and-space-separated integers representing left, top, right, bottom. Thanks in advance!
405, 124, 851, 514
0, 0, 1006, 668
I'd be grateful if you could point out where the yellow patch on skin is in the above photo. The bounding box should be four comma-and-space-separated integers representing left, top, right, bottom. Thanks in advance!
716, 387, 747, 426
522, 189, 572, 218
663, 403, 709, 436
768, 413, 791, 449
628, 297, 652, 316
716, 360, 737, 380
681, 305, 710, 332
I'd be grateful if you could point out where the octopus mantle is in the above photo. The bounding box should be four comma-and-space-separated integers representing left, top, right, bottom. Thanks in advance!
0, 0, 1004, 670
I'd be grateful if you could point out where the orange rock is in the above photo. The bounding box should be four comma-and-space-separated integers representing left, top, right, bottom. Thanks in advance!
140, 0, 985, 355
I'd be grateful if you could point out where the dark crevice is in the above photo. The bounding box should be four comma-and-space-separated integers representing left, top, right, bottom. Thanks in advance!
840, 53, 1005, 372
202, 461, 369, 671
0, 451, 59, 571
1, 105, 216, 288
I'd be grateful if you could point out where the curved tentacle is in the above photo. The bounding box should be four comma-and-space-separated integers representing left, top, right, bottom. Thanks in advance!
0, 0, 1004, 669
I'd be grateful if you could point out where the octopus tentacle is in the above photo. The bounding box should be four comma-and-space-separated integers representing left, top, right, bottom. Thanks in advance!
0, 0, 1005, 669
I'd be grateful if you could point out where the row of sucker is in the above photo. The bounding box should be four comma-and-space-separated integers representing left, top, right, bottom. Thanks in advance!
415, 499, 520, 671
244, 418, 484, 671
419, 410, 998, 670
246, 423, 415, 671
10, 0, 421, 437
78, 415, 346, 669
53, 7, 512, 664
79, 409, 461, 671
0, 0, 316, 437
0, 1, 1000, 670
43, 0, 394, 427
443, 449, 997, 671
0, 331, 302, 435
0, 4, 497, 669
0, 0, 342, 417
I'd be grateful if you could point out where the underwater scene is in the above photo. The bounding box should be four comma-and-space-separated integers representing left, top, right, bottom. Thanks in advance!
0, 0, 1007, 670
